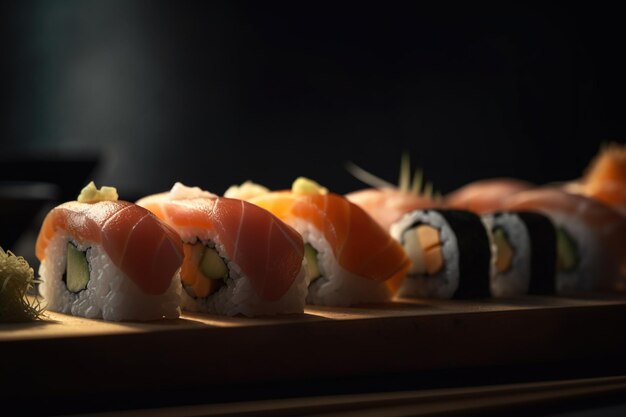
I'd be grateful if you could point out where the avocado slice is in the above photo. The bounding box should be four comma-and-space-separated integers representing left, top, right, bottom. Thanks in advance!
66, 243, 90, 293
199, 247, 229, 280
556, 227, 578, 272
304, 243, 321, 283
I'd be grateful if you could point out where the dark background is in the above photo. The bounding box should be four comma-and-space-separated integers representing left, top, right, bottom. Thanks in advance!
2, 1, 626, 198
2, 4, 626, 414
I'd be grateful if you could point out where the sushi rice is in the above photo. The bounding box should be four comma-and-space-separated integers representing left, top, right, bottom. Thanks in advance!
482, 213, 531, 297
295, 220, 393, 306
390, 210, 461, 299
39, 233, 182, 321
546, 212, 599, 293
176, 231, 308, 317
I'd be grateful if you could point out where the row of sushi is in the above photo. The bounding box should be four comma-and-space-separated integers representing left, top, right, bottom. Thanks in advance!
35, 180, 409, 321
347, 143, 626, 299
33, 144, 626, 321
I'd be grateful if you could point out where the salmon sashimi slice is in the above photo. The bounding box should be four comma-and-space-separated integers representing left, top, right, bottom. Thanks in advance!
137, 193, 304, 302
36, 200, 184, 295
251, 191, 411, 292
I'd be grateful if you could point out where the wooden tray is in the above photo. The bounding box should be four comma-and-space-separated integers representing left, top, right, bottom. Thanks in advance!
2, 295, 626, 404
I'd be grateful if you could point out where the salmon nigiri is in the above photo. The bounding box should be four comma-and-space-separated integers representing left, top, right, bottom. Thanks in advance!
137, 183, 307, 316
35, 182, 183, 321
248, 178, 411, 306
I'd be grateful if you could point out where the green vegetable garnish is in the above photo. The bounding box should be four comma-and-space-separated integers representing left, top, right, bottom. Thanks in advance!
292, 177, 328, 196
0, 247, 44, 322
346, 152, 440, 201
77, 181, 118, 203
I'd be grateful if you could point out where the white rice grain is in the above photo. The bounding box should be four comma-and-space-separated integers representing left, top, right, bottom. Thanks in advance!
39, 233, 181, 321
176, 230, 308, 316
390, 210, 460, 299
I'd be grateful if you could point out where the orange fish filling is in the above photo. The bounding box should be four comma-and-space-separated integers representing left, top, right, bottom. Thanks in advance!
404, 225, 444, 276
180, 243, 225, 298
251, 192, 411, 285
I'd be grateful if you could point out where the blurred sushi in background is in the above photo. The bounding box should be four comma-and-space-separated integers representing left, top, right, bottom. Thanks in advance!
504, 188, 626, 294
345, 155, 439, 231
445, 178, 535, 214
566, 143, 626, 216
390, 209, 493, 299
482, 211, 557, 297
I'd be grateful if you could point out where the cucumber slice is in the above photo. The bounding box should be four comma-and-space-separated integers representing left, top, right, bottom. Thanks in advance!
556, 227, 578, 272
66, 243, 90, 293
199, 247, 229, 280
304, 243, 321, 283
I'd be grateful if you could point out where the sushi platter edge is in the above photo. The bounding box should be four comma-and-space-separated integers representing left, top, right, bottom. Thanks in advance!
1, 295, 626, 400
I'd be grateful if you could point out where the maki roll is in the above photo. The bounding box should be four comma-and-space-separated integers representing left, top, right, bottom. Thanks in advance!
35, 182, 184, 321
249, 178, 411, 306
505, 188, 626, 294
390, 209, 492, 299
137, 183, 308, 316
482, 211, 557, 297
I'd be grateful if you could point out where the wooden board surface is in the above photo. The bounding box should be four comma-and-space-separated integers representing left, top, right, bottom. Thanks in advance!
2, 294, 626, 409
2, 294, 625, 340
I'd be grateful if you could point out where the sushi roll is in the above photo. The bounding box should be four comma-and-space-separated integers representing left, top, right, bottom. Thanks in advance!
137, 183, 308, 316
249, 178, 411, 306
505, 188, 626, 294
389, 209, 492, 299
482, 211, 557, 297
35, 182, 184, 321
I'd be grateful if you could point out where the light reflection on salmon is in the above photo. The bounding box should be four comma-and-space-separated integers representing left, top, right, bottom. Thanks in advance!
251, 191, 411, 292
